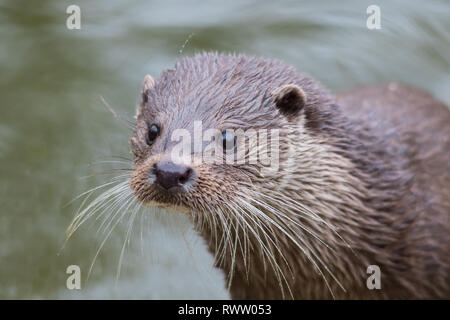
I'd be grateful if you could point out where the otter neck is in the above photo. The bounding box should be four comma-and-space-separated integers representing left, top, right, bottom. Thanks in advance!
192, 124, 390, 299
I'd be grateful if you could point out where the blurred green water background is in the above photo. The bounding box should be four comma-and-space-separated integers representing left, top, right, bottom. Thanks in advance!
0, 0, 449, 299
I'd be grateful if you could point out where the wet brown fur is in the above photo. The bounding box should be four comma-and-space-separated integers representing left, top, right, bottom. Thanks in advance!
130, 52, 450, 299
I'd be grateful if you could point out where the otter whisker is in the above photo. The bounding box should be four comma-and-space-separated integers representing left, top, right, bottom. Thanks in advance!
214, 200, 249, 285
97, 192, 134, 236
246, 185, 355, 256
227, 218, 240, 290
211, 206, 235, 268
91, 160, 133, 166
99, 95, 135, 130
81, 182, 131, 234
241, 181, 352, 244
66, 175, 130, 209
88, 193, 136, 281
95, 186, 134, 233
66, 180, 130, 237
79, 170, 133, 180
228, 200, 294, 299
231, 205, 291, 299
236, 196, 339, 298
239, 189, 348, 294
239, 189, 334, 251
227, 200, 273, 279
116, 199, 142, 283
205, 204, 226, 270
139, 203, 146, 255
228, 208, 252, 289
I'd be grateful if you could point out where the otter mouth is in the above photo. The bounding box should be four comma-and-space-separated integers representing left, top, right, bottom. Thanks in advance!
130, 182, 192, 212
143, 199, 191, 214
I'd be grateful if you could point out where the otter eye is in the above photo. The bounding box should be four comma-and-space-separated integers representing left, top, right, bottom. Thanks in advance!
222, 130, 236, 152
146, 124, 160, 146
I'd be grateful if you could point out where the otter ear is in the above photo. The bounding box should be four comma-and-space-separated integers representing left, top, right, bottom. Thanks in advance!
271, 84, 307, 119
136, 75, 155, 119
141, 74, 155, 103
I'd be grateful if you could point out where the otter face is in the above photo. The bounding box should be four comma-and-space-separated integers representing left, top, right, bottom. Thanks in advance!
129, 54, 318, 216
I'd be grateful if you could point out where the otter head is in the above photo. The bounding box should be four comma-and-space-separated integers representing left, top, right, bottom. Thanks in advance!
129, 53, 334, 233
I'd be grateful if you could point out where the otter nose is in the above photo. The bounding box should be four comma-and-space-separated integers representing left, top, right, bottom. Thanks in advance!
152, 161, 193, 191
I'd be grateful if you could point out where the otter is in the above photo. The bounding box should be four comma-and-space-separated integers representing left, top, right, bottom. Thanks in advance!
129, 52, 450, 299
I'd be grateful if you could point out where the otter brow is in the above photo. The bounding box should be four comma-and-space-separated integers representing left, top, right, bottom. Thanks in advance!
169, 121, 280, 170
